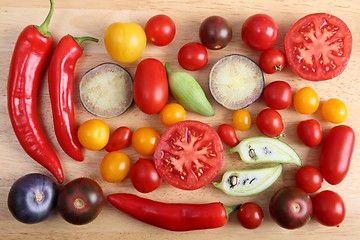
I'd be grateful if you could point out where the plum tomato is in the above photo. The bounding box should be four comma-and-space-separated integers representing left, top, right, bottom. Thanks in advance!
217, 123, 240, 147
312, 190, 346, 227
259, 48, 286, 74
232, 109, 252, 131
160, 102, 186, 126
241, 14, 278, 51
130, 158, 162, 193
269, 186, 313, 229
57, 178, 104, 225
262, 81, 292, 110
105, 126, 132, 152
297, 119, 323, 147
256, 108, 284, 137
199, 15, 232, 50
77, 119, 110, 151
178, 42, 208, 71
145, 14, 176, 46
237, 202, 264, 229
295, 166, 323, 193
321, 98, 348, 124
293, 87, 319, 114
284, 13, 352, 81
154, 120, 224, 190
132, 127, 160, 156
100, 151, 131, 183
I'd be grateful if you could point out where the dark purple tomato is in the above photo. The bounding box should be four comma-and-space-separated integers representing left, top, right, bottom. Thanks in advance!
57, 177, 104, 225
7, 173, 58, 224
199, 15, 232, 50
269, 186, 313, 229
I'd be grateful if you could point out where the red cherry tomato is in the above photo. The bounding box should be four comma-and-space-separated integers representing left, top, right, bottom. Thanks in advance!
237, 202, 264, 229
178, 42, 208, 71
217, 124, 240, 147
241, 14, 279, 51
262, 81, 292, 110
130, 158, 162, 193
296, 119, 323, 147
256, 108, 284, 137
105, 126, 132, 152
259, 48, 286, 74
145, 14, 176, 46
295, 166, 323, 193
284, 13, 352, 81
312, 190, 346, 227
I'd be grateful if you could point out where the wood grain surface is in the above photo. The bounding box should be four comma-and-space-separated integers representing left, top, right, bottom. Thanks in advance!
1, 0, 359, 239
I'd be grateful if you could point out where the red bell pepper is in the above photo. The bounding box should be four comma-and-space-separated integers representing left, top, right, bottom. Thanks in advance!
7, 0, 64, 183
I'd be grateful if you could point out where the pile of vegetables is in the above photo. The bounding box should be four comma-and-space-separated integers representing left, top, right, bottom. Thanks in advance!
6, 0, 355, 232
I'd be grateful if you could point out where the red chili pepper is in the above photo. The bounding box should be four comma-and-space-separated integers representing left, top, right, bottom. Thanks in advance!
107, 193, 240, 231
7, 0, 64, 183
48, 35, 98, 161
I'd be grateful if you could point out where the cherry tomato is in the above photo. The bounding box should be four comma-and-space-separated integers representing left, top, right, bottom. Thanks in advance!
232, 109, 251, 131
145, 14, 176, 46
312, 190, 346, 226
100, 151, 131, 183
178, 42, 208, 71
105, 126, 132, 152
284, 13, 352, 81
259, 48, 286, 74
133, 58, 168, 114
237, 202, 264, 229
256, 108, 284, 137
132, 127, 160, 156
241, 14, 278, 51
199, 15, 232, 50
262, 81, 292, 110
130, 158, 162, 193
160, 103, 186, 126
295, 166, 323, 193
321, 98, 348, 124
217, 124, 240, 147
77, 119, 110, 151
296, 119, 323, 147
293, 87, 319, 114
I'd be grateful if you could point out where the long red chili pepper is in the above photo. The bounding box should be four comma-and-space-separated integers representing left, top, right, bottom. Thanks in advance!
7, 0, 64, 184
48, 35, 98, 161
107, 193, 240, 231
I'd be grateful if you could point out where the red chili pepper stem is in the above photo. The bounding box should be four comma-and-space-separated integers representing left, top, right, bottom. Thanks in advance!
73, 36, 99, 48
35, 0, 54, 37
223, 204, 241, 217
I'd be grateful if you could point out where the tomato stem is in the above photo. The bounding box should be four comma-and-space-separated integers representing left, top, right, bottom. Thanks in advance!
74, 198, 85, 209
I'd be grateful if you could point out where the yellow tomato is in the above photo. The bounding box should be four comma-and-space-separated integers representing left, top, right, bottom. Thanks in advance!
293, 87, 320, 114
233, 109, 252, 131
104, 22, 147, 63
100, 151, 131, 183
77, 119, 110, 151
321, 98, 348, 124
160, 103, 186, 126
132, 127, 160, 156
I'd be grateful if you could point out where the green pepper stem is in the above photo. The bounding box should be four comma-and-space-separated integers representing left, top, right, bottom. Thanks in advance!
223, 204, 241, 218
37, 0, 54, 37
73, 36, 99, 48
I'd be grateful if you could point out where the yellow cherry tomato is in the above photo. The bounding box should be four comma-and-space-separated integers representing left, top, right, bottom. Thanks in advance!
321, 98, 348, 124
104, 22, 147, 63
160, 103, 186, 126
233, 109, 252, 131
77, 119, 110, 151
293, 87, 319, 114
100, 151, 131, 183
132, 127, 160, 156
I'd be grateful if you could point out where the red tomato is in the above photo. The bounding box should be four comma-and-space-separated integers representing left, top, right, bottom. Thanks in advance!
217, 124, 240, 147
295, 166, 323, 193
262, 81, 292, 110
130, 158, 162, 193
312, 190, 346, 227
153, 120, 224, 190
241, 14, 278, 51
145, 14, 176, 46
105, 126, 132, 152
284, 13, 352, 81
178, 42, 208, 71
319, 125, 355, 185
256, 108, 284, 137
296, 119, 323, 147
133, 58, 169, 114
237, 202, 264, 229
259, 48, 286, 74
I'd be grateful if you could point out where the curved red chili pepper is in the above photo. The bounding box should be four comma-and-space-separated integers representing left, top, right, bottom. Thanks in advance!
107, 193, 240, 231
48, 35, 98, 161
7, 0, 64, 184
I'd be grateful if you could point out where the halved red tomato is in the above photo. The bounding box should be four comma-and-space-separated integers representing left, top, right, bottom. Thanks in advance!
153, 120, 224, 190
284, 13, 352, 81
